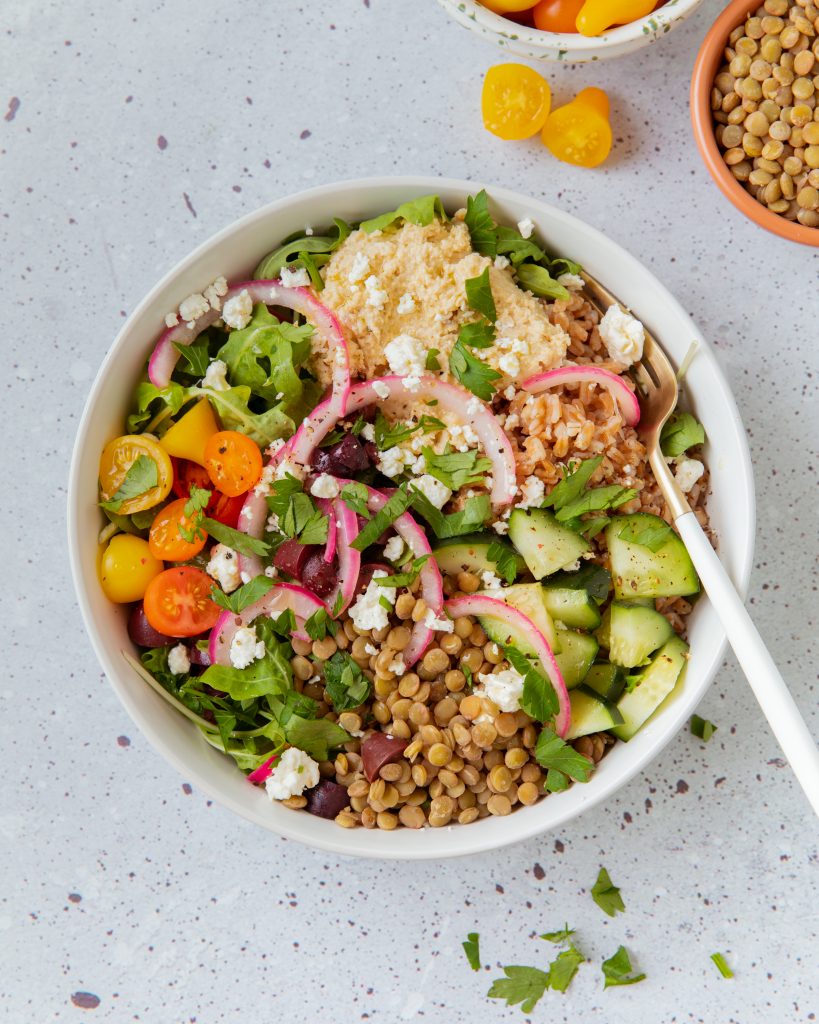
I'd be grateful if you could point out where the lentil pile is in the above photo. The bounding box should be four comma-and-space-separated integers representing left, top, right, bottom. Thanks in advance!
711, 0, 819, 228
286, 572, 613, 830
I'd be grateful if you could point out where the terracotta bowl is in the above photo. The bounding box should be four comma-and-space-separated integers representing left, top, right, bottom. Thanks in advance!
691, 0, 819, 247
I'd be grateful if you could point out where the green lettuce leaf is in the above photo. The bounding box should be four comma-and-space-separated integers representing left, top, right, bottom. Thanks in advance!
360, 195, 447, 233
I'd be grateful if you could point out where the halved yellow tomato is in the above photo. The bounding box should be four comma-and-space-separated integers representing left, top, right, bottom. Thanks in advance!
482, 64, 552, 141
159, 398, 219, 467
99, 434, 173, 514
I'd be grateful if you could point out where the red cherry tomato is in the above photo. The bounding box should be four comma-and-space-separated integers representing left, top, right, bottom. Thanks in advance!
172, 459, 245, 529
143, 566, 221, 638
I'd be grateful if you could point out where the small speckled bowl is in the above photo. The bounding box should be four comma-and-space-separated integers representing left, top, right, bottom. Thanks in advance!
68, 176, 755, 860
435, 0, 707, 62
691, 0, 819, 247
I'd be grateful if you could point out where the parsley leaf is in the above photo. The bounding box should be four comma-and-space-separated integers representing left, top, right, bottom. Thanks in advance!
487, 541, 519, 585
268, 476, 328, 545
661, 411, 706, 458
99, 455, 159, 513
465, 266, 497, 322
374, 555, 430, 588
178, 483, 211, 543
540, 924, 576, 944
515, 262, 569, 301
617, 517, 674, 552
548, 563, 611, 602
210, 576, 275, 614
458, 318, 496, 349
691, 714, 717, 741
555, 485, 637, 523
284, 716, 351, 761
462, 933, 481, 972
601, 946, 646, 988
200, 517, 271, 558
591, 867, 625, 918
267, 474, 304, 519
422, 447, 492, 491
425, 348, 441, 371
173, 336, 211, 377
323, 651, 372, 711
410, 489, 490, 539
373, 411, 446, 451
535, 727, 595, 790
464, 190, 499, 256
304, 607, 338, 641
488, 966, 550, 1013
351, 486, 412, 551
505, 647, 559, 724
184, 484, 211, 518
547, 943, 585, 993
710, 952, 734, 979
449, 340, 501, 401
359, 195, 446, 233
340, 482, 371, 518
543, 457, 603, 511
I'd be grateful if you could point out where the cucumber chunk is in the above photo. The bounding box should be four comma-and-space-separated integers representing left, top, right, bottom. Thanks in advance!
542, 562, 611, 604
554, 629, 599, 689
509, 508, 591, 580
583, 663, 626, 702
477, 582, 560, 656
605, 602, 674, 668
566, 685, 624, 740
606, 513, 700, 599
611, 635, 689, 740
541, 587, 602, 630
433, 534, 525, 579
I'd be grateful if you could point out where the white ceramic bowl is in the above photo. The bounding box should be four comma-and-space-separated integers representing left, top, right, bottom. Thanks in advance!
436, 0, 706, 62
68, 176, 754, 860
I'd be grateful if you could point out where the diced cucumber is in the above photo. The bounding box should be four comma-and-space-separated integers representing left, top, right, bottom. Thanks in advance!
606, 513, 700, 600
542, 562, 611, 604
565, 685, 624, 740
477, 582, 560, 656
432, 534, 525, 579
605, 602, 674, 669
554, 628, 599, 689
595, 606, 612, 650
541, 587, 602, 630
583, 663, 626, 702
509, 508, 591, 580
611, 635, 689, 741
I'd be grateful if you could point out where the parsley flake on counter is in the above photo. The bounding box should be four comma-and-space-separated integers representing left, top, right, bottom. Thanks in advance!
710, 952, 734, 979
462, 932, 481, 972
540, 924, 576, 944
488, 966, 551, 1013
99, 455, 158, 513
601, 946, 646, 988
690, 714, 717, 741
546, 942, 585, 993
591, 867, 625, 918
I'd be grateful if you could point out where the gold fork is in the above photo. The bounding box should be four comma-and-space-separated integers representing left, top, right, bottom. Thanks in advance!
581, 270, 819, 818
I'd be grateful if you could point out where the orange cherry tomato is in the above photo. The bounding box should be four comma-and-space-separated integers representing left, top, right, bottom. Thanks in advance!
482, 63, 552, 142
541, 87, 612, 167
148, 497, 208, 562
481, 0, 539, 11
143, 566, 221, 638
99, 435, 173, 514
532, 0, 584, 32
172, 459, 245, 528
203, 431, 263, 497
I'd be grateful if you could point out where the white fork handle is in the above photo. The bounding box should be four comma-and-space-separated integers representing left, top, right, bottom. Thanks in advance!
675, 511, 819, 818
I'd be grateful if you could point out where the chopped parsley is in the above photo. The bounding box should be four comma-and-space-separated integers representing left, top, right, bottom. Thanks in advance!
178, 484, 211, 542
601, 946, 646, 988
661, 411, 706, 458
351, 485, 412, 551
210, 576, 275, 614
505, 647, 559, 724
710, 952, 734, 979
487, 540, 519, 585
462, 932, 481, 972
422, 447, 492, 491
540, 924, 576, 944
690, 714, 717, 741
201, 517, 271, 558
323, 651, 371, 712
373, 411, 445, 451
449, 340, 501, 402
374, 554, 429, 588
534, 727, 595, 792
542, 456, 635, 527
340, 481, 371, 518
267, 475, 328, 545
457, 318, 496, 349
618, 518, 674, 552
425, 348, 441, 371
304, 607, 338, 641
465, 266, 497, 323
410, 489, 490, 539
591, 867, 625, 918
99, 455, 159, 513
546, 942, 585, 993
488, 966, 551, 1013
555, 484, 637, 524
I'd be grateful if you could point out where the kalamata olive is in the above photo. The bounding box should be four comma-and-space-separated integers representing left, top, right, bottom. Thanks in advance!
301, 552, 339, 597
273, 539, 315, 579
305, 779, 350, 819
312, 433, 371, 474
128, 603, 174, 648
361, 733, 408, 781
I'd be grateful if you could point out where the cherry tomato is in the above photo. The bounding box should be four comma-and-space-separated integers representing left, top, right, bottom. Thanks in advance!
172, 459, 245, 529
481, 0, 539, 11
148, 497, 208, 562
576, 0, 656, 35
204, 430, 263, 497
143, 566, 221, 637
159, 398, 220, 467
100, 534, 164, 603
532, 0, 584, 32
541, 87, 612, 167
482, 63, 552, 141
99, 435, 173, 514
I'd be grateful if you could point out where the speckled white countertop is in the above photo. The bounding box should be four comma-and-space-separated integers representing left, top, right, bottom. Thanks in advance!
2, 0, 818, 1020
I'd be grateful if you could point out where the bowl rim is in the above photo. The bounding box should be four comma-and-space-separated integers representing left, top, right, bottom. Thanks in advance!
67, 174, 756, 859
690, 0, 819, 248
437, 0, 705, 53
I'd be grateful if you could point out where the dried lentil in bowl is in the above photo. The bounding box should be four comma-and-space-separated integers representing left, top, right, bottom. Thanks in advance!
711, 0, 819, 228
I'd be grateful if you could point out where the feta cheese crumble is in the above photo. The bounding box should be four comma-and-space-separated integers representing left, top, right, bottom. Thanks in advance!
424, 610, 455, 633
388, 656, 406, 676
377, 446, 407, 479
397, 292, 416, 315
476, 667, 526, 713
384, 334, 426, 379
674, 457, 705, 493
364, 275, 388, 309
206, 543, 241, 593
179, 292, 209, 325
204, 276, 228, 311
598, 305, 645, 367
361, 422, 375, 442
348, 251, 371, 284
168, 644, 191, 675
411, 475, 452, 509
372, 380, 391, 400
165, 312, 179, 328
280, 266, 311, 288
480, 570, 503, 590
517, 475, 545, 510
203, 359, 230, 392
265, 747, 320, 801
310, 473, 340, 499
383, 535, 405, 562
557, 273, 584, 292
498, 353, 521, 378
222, 289, 254, 331
349, 571, 396, 633
494, 255, 510, 270
229, 626, 266, 670
517, 217, 535, 239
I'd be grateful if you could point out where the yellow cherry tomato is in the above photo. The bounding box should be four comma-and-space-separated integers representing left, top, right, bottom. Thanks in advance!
576, 0, 656, 36
99, 434, 173, 514
482, 64, 552, 141
158, 398, 220, 467
481, 0, 540, 12
541, 87, 612, 167
532, 0, 584, 32
100, 534, 164, 603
